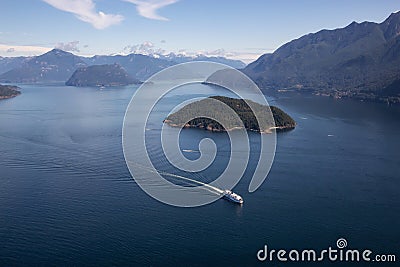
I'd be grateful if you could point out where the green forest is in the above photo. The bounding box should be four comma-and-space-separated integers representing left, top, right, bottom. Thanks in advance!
164, 96, 296, 132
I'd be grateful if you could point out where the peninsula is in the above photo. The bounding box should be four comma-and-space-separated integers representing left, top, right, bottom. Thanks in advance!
0, 84, 21, 100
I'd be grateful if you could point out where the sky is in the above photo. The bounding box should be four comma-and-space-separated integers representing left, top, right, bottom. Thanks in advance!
0, 0, 399, 63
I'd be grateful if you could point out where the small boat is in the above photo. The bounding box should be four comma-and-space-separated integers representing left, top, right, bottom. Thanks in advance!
223, 190, 243, 204
182, 149, 198, 153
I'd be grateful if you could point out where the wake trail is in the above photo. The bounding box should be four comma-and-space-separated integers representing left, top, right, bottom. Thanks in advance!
127, 161, 224, 195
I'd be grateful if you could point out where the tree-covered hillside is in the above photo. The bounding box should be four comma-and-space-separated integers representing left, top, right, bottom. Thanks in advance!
243, 11, 400, 104
66, 64, 140, 87
164, 96, 296, 132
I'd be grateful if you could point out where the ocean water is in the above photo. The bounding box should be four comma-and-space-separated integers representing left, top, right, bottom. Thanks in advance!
0, 84, 399, 266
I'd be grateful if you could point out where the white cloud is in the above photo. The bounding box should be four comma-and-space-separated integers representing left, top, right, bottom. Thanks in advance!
124, 0, 178, 21
175, 48, 233, 59
225, 52, 264, 64
55, 41, 80, 52
197, 48, 275, 64
42, 0, 124, 29
171, 48, 266, 64
198, 48, 231, 57
123, 41, 166, 55
0, 44, 51, 56
120, 42, 264, 63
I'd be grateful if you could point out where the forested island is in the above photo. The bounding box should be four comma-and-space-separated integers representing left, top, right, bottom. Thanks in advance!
66, 64, 140, 87
164, 96, 296, 133
0, 84, 21, 99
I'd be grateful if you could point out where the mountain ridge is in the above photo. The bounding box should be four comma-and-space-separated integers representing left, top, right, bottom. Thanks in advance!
0, 49, 86, 83
243, 11, 400, 103
0, 49, 246, 83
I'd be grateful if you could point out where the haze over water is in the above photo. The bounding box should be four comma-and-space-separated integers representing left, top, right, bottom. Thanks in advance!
0, 84, 399, 266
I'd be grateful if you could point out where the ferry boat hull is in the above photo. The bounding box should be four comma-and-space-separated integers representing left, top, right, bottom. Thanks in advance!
223, 190, 243, 204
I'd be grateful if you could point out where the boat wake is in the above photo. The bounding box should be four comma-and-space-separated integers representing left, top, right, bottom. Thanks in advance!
127, 161, 243, 204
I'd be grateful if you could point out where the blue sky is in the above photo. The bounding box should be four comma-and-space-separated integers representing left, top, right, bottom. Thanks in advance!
0, 0, 399, 63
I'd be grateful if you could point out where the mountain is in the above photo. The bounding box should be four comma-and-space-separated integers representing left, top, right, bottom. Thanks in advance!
158, 53, 246, 69
0, 56, 31, 74
243, 11, 400, 103
81, 54, 174, 81
82, 53, 245, 80
0, 84, 21, 99
0, 49, 86, 83
66, 64, 140, 87
0, 49, 246, 84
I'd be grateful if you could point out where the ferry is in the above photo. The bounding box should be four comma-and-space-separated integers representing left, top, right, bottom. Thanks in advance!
223, 190, 243, 204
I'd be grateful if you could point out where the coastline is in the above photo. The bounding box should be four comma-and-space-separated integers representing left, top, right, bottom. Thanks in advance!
0, 94, 20, 100
163, 119, 295, 133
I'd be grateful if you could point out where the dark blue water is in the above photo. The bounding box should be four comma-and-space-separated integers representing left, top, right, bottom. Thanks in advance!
0, 85, 399, 266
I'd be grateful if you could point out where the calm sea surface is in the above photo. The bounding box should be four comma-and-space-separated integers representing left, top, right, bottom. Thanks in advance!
0, 84, 399, 266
